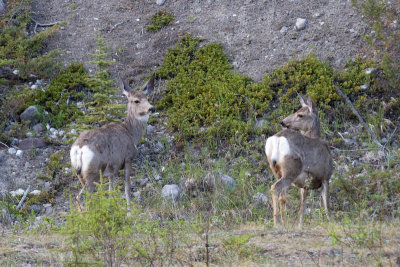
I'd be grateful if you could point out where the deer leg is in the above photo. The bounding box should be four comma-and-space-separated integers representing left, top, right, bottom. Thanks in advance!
299, 187, 308, 227
124, 159, 132, 208
108, 175, 114, 191
279, 190, 287, 225
321, 180, 330, 220
76, 184, 86, 212
271, 177, 292, 227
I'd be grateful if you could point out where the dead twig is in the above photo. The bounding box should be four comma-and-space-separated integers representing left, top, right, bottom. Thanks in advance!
30, 17, 61, 34
0, 141, 9, 149
109, 20, 127, 33
333, 84, 384, 150
16, 185, 31, 210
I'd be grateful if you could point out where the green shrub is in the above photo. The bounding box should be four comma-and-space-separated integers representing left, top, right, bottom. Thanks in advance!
146, 11, 175, 32
62, 177, 198, 266
157, 35, 273, 146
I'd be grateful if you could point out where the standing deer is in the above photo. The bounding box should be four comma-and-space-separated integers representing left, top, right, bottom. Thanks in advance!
265, 94, 333, 227
70, 75, 155, 211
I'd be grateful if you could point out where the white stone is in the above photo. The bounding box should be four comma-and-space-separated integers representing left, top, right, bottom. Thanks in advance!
161, 184, 180, 201
46, 124, 51, 130
16, 150, 24, 158
13, 69, 19, 75
8, 148, 17, 154
361, 84, 368, 90
70, 129, 77, 135
49, 128, 56, 133
58, 130, 64, 136
295, 18, 307, 30
30, 190, 41, 195
10, 188, 25, 197
30, 84, 38, 90
365, 68, 377, 75
156, 0, 166, 5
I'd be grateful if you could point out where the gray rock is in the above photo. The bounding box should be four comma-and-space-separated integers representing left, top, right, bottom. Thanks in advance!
13, 69, 19, 75
156, 0, 166, 5
25, 162, 31, 168
20, 106, 39, 124
360, 84, 368, 90
253, 192, 268, 206
33, 123, 43, 133
44, 182, 51, 190
161, 184, 180, 201
218, 172, 236, 189
295, 18, 307, 30
280, 26, 288, 34
18, 138, 46, 150
30, 204, 42, 215
16, 150, 24, 158
8, 147, 17, 155
365, 68, 377, 75
43, 204, 53, 215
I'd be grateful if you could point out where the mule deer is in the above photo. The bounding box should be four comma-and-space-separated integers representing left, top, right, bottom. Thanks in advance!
70, 74, 155, 211
265, 94, 333, 227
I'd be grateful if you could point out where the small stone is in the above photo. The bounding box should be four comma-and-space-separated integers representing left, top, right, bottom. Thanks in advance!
44, 182, 51, 190
70, 129, 77, 135
253, 192, 268, 206
26, 132, 33, 137
49, 128, 56, 133
8, 147, 17, 155
161, 184, 180, 201
349, 28, 355, 33
58, 130, 64, 136
232, 61, 239, 68
33, 123, 43, 133
156, 0, 166, 5
30, 190, 41, 195
30, 84, 38, 90
360, 84, 368, 90
381, 137, 388, 144
16, 150, 24, 158
10, 188, 25, 197
218, 172, 236, 189
25, 162, 31, 168
365, 68, 377, 75
13, 69, 19, 75
30, 204, 42, 215
138, 178, 150, 187
46, 124, 51, 130
280, 26, 288, 34
295, 18, 307, 30
313, 12, 323, 18
147, 125, 155, 134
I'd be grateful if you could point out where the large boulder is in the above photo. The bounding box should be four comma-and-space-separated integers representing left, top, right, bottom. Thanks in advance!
20, 106, 40, 125
18, 138, 46, 150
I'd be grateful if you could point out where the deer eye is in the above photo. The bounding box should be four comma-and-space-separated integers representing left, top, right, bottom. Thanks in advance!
298, 114, 304, 118
134, 100, 140, 104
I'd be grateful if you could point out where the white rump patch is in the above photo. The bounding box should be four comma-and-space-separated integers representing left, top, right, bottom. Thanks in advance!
70, 145, 81, 170
265, 136, 290, 165
81, 145, 95, 172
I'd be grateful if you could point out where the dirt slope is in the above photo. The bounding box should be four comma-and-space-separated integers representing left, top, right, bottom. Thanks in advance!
31, 0, 368, 82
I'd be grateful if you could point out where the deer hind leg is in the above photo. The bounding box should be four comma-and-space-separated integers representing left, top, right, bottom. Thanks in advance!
279, 190, 287, 225
271, 177, 292, 227
124, 159, 132, 208
76, 184, 86, 212
321, 179, 330, 220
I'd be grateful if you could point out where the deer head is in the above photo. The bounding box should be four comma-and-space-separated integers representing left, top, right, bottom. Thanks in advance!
121, 74, 156, 122
281, 94, 321, 138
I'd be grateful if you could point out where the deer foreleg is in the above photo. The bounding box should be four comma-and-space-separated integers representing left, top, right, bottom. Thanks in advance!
321, 180, 329, 220
299, 187, 308, 227
124, 159, 132, 208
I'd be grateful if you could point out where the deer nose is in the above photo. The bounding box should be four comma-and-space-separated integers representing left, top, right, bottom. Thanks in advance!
149, 107, 155, 113
281, 121, 286, 127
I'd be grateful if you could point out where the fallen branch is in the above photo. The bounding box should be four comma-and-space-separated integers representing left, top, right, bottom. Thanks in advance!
333, 84, 384, 150
109, 20, 127, 33
16, 185, 31, 210
30, 17, 61, 34
0, 141, 9, 149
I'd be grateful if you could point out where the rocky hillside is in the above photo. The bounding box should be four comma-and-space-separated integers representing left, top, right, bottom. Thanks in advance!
0, 0, 399, 266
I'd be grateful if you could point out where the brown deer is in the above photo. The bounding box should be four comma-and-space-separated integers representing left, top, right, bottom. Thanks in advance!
70, 75, 155, 211
265, 94, 333, 227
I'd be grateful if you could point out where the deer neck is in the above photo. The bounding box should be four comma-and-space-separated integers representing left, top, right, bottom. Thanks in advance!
302, 119, 321, 139
123, 115, 147, 145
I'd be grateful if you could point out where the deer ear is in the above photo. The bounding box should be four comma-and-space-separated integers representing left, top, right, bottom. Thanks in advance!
141, 73, 155, 94
298, 94, 307, 107
120, 79, 132, 97
306, 94, 316, 112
